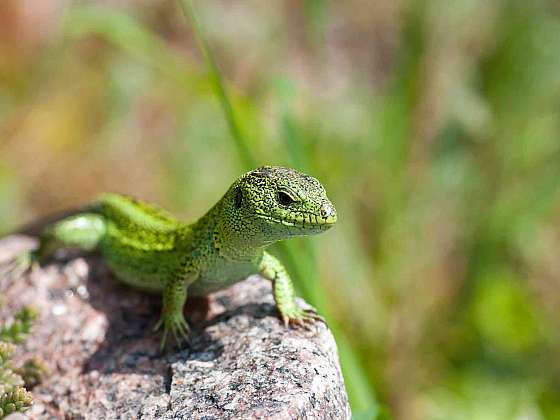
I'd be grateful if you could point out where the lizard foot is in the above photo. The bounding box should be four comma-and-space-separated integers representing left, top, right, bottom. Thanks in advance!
153, 313, 191, 350
0, 250, 37, 285
280, 305, 325, 329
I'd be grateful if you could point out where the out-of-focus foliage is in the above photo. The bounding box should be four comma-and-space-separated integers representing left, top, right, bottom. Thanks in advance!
1, 0, 560, 419
0, 307, 39, 418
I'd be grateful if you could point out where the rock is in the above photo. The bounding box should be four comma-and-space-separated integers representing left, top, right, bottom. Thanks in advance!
4, 414, 28, 420
0, 235, 351, 419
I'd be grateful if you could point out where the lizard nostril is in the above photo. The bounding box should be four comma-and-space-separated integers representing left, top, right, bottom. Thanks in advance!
320, 204, 334, 219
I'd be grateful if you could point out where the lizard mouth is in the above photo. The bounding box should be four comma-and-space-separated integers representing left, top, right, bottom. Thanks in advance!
255, 212, 336, 228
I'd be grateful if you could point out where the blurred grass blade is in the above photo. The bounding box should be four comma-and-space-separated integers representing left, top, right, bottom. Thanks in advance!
177, 0, 255, 170
63, 5, 207, 92
176, 0, 379, 415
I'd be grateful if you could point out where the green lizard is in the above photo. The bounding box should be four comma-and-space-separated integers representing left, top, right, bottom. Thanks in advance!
4, 166, 337, 348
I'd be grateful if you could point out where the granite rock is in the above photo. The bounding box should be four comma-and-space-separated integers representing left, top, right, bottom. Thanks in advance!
0, 235, 350, 419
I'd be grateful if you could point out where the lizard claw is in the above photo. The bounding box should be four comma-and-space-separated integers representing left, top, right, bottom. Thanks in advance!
154, 313, 191, 350
280, 305, 325, 330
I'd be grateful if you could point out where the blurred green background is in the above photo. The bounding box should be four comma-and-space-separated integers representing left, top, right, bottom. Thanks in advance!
2, 0, 560, 418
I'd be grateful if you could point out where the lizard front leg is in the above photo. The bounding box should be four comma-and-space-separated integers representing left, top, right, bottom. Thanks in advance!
154, 272, 196, 350
259, 252, 323, 327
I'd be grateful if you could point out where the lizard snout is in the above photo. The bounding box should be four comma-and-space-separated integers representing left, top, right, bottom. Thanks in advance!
319, 203, 337, 224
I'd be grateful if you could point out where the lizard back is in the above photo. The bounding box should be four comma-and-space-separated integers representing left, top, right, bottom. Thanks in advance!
97, 193, 185, 292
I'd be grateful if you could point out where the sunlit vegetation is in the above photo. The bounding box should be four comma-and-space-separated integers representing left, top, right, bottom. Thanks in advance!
1, 1, 560, 418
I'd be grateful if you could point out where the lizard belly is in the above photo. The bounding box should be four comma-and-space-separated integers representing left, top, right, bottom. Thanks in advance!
106, 262, 165, 293
100, 237, 176, 293
189, 258, 256, 296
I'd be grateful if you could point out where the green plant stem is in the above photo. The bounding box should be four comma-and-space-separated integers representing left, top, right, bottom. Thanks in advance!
175, 1, 378, 414
177, 0, 255, 171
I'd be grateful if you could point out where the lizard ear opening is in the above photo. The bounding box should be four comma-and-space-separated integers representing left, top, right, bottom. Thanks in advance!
234, 187, 243, 209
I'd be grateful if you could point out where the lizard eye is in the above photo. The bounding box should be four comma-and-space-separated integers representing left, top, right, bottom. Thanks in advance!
277, 190, 296, 206
234, 187, 243, 209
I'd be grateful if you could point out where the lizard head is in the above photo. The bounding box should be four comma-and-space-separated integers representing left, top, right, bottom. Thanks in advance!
225, 166, 337, 244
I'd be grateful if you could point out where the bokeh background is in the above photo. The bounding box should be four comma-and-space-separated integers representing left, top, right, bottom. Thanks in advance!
2, 0, 560, 419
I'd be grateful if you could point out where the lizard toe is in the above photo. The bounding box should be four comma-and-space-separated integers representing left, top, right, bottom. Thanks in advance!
281, 305, 324, 330
303, 308, 326, 324
155, 313, 191, 350
153, 317, 164, 333
1, 251, 36, 285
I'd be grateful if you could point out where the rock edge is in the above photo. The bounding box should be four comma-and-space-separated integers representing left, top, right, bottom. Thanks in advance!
0, 235, 350, 419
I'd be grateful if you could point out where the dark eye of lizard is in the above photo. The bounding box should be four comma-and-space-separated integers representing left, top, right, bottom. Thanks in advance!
277, 191, 296, 206
234, 187, 243, 208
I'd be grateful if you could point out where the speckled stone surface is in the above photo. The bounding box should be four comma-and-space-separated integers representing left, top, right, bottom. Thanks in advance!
0, 235, 350, 419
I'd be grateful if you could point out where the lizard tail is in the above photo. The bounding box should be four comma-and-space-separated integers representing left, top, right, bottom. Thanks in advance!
6, 203, 103, 237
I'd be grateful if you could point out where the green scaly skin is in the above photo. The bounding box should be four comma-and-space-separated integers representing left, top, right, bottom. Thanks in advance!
4, 166, 337, 349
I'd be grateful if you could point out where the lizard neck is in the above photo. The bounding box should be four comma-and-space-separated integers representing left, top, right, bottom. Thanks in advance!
198, 197, 269, 262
